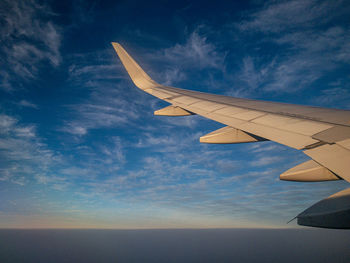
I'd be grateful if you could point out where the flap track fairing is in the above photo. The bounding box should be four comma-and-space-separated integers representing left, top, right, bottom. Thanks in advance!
280, 160, 340, 182
200, 126, 267, 144
154, 105, 194, 116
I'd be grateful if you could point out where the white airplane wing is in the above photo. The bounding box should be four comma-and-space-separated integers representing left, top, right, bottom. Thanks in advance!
112, 42, 350, 229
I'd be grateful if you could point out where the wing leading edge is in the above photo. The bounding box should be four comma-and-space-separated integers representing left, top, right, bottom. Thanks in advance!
112, 42, 350, 229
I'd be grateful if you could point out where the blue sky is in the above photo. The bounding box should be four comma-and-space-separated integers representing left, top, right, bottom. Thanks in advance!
0, 0, 349, 228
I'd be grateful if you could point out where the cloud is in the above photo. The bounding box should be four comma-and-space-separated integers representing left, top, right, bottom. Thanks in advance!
14, 125, 36, 138
100, 137, 125, 164
230, 56, 277, 96
161, 68, 187, 86
34, 174, 71, 191
0, 113, 58, 186
230, 0, 350, 96
17, 100, 39, 109
313, 86, 350, 109
68, 63, 124, 82
62, 125, 87, 136
247, 142, 285, 154
61, 90, 141, 136
0, 114, 17, 134
253, 156, 284, 167
61, 167, 93, 177
238, 0, 346, 33
0, 0, 62, 91
146, 31, 226, 86
63, 48, 150, 136
161, 32, 225, 69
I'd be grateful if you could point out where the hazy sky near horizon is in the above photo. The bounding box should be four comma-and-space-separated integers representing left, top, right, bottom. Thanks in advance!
0, 0, 350, 228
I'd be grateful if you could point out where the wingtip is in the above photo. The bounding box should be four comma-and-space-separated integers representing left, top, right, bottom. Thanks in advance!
111, 42, 120, 48
111, 42, 124, 54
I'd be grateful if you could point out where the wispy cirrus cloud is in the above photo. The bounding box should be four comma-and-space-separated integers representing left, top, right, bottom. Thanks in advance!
0, 0, 62, 91
0, 114, 58, 186
1, 129, 129, 192
67, 50, 126, 84
161, 31, 225, 70
146, 31, 226, 86
17, 100, 39, 109
62, 49, 152, 136
313, 86, 350, 109
61, 85, 143, 136
237, 0, 346, 33
231, 0, 350, 98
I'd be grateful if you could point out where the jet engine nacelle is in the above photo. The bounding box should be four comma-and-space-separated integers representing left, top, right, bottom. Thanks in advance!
297, 188, 350, 229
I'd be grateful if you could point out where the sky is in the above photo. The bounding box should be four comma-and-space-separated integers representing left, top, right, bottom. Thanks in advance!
0, 0, 349, 229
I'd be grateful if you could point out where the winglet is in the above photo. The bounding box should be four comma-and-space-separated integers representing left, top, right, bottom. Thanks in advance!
111, 42, 159, 90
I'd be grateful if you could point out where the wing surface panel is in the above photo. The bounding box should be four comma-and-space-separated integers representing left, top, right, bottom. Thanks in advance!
151, 87, 322, 149
160, 85, 350, 126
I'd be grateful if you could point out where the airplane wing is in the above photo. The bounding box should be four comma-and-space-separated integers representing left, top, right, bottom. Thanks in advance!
112, 42, 350, 229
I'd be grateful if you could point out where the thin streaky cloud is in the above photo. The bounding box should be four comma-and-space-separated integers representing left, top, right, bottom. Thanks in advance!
229, 0, 350, 96
0, 0, 61, 91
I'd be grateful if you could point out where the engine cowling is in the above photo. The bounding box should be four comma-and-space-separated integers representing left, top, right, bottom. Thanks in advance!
297, 188, 350, 229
